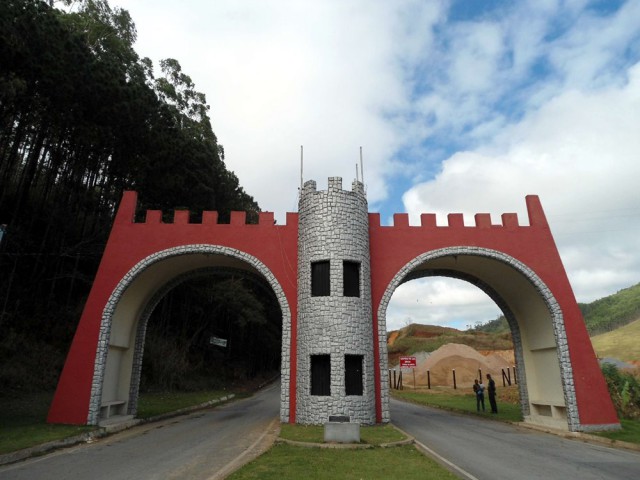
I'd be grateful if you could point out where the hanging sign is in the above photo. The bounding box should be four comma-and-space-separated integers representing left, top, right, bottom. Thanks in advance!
209, 336, 227, 348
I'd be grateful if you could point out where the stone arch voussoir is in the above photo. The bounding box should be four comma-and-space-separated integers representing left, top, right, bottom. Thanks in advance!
87, 244, 291, 425
378, 246, 579, 431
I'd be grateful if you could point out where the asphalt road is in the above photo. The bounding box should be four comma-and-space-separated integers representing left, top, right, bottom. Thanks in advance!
0, 382, 281, 480
391, 397, 640, 480
3, 386, 639, 480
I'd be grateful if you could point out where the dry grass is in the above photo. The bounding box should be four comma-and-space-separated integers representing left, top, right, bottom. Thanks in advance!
591, 319, 640, 363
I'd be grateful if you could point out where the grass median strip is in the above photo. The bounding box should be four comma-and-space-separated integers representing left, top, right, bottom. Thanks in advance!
227, 442, 458, 480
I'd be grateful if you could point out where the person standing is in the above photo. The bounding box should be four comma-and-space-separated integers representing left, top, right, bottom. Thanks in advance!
473, 379, 485, 412
486, 373, 498, 413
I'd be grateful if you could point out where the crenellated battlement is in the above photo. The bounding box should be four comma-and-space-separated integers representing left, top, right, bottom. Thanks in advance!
115, 191, 297, 227
369, 195, 549, 229
116, 190, 548, 232
300, 177, 366, 198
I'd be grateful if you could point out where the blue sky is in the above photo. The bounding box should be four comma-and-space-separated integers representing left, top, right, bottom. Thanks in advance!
103, 0, 640, 330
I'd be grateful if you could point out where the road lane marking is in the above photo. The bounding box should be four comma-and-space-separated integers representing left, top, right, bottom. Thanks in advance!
393, 424, 480, 480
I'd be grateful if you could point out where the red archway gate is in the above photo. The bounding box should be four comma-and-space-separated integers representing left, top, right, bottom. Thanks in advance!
48, 185, 619, 432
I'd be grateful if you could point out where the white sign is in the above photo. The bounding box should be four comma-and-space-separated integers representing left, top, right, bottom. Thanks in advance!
209, 336, 227, 347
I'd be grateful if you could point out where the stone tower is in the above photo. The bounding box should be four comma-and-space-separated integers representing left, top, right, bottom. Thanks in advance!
296, 177, 376, 424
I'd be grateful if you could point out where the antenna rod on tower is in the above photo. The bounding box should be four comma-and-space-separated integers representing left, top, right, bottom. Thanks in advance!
300, 145, 304, 191
356, 163, 359, 182
359, 146, 364, 184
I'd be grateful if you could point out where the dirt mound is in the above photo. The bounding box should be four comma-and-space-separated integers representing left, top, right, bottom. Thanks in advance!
479, 350, 515, 365
400, 343, 513, 389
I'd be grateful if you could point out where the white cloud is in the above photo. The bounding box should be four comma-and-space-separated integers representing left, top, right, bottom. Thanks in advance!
448, 22, 505, 93
546, 0, 640, 89
386, 278, 500, 331
402, 62, 640, 306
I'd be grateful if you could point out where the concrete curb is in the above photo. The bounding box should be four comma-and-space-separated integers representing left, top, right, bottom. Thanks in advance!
276, 438, 376, 449
137, 394, 235, 427
275, 424, 414, 450
514, 421, 640, 453
0, 393, 235, 467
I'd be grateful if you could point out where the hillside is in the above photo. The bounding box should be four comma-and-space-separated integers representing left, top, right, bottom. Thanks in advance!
387, 323, 513, 366
591, 319, 640, 364
467, 282, 640, 337
579, 282, 640, 335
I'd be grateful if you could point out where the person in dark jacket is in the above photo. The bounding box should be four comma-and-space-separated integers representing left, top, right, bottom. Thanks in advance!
486, 373, 498, 413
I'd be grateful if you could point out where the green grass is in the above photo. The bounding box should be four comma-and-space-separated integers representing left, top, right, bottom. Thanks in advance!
0, 389, 235, 455
227, 443, 458, 480
136, 389, 232, 418
0, 392, 95, 455
594, 418, 640, 444
279, 423, 406, 444
392, 388, 524, 423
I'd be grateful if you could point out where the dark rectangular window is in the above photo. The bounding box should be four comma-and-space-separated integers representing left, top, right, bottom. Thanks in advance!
311, 355, 331, 395
343, 261, 360, 297
311, 261, 330, 296
345, 354, 363, 396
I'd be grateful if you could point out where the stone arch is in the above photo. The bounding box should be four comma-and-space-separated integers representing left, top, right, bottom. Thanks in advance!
87, 244, 291, 425
378, 246, 580, 431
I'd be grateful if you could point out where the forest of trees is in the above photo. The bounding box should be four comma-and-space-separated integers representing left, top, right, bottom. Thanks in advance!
0, 0, 280, 396
579, 283, 640, 335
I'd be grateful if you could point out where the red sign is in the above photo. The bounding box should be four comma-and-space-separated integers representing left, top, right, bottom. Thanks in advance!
400, 356, 417, 368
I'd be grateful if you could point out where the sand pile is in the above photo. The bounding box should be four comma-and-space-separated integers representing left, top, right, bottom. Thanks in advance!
398, 343, 513, 389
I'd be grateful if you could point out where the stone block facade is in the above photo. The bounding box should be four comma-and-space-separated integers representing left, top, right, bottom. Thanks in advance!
296, 178, 377, 424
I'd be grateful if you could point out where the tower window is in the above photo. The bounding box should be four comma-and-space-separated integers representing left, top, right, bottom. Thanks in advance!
343, 261, 360, 297
311, 261, 330, 296
345, 355, 363, 396
311, 355, 331, 396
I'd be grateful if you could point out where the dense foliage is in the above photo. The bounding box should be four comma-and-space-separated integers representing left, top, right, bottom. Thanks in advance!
467, 315, 509, 333
601, 363, 640, 420
142, 276, 282, 392
579, 283, 640, 335
0, 0, 271, 396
